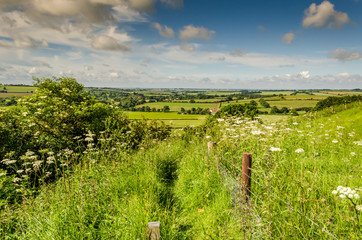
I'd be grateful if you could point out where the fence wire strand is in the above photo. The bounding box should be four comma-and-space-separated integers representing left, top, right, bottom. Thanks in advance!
217, 153, 339, 240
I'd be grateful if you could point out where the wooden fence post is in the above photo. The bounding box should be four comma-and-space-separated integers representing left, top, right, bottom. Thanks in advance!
207, 141, 214, 153
148, 222, 160, 240
242, 153, 252, 202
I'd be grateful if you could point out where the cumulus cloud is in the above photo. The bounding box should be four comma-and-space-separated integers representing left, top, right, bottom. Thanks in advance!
180, 42, 194, 52
91, 35, 131, 51
328, 49, 361, 62
281, 33, 295, 45
153, 22, 174, 38
229, 48, 245, 57
0, 34, 37, 48
302, 1, 350, 29
0, 0, 150, 52
179, 25, 215, 41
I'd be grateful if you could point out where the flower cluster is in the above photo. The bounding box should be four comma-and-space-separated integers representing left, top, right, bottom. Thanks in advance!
332, 186, 360, 200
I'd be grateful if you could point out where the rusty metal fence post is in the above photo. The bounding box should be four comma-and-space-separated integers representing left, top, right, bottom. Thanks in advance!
241, 153, 252, 202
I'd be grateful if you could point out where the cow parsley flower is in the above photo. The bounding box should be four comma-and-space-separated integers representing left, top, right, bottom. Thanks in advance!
295, 148, 304, 154
270, 147, 281, 152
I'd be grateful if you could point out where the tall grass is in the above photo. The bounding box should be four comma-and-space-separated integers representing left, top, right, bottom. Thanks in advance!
2, 103, 361, 239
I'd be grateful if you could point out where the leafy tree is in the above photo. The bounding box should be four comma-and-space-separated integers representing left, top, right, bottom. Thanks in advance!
214, 103, 257, 119
162, 105, 170, 112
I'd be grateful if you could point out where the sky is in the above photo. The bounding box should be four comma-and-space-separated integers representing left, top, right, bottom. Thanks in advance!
0, 0, 361, 89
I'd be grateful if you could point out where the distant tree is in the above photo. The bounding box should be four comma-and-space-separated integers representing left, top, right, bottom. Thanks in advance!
249, 100, 258, 106
162, 105, 170, 112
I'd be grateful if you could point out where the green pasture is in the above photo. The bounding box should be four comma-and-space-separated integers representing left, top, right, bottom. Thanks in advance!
266, 100, 319, 108
258, 91, 294, 96
140, 102, 218, 111
124, 111, 207, 128
0, 85, 36, 93
258, 114, 289, 123
0, 92, 33, 97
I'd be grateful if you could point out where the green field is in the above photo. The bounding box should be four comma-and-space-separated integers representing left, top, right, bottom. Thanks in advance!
0, 85, 36, 93
124, 111, 207, 128
0, 92, 33, 97
141, 102, 218, 111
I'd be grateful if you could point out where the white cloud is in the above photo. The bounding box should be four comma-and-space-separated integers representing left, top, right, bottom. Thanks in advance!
302, 1, 350, 29
109, 72, 119, 78
91, 35, 131, 51
41, 39, 48, 47
153, 22, 174, 38
229, 48, 245, 57
281, 33, 295, 45
179, 25, 215, 41
329, 49, 361, 62
180, 42, 194, 52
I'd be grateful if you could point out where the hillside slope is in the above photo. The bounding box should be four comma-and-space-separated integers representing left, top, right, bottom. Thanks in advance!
2, 103, 361, 239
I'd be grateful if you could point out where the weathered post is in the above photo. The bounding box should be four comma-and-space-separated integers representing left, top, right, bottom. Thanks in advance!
148, 222, 160, 240
207, 141, 214, 153
242, 153, 252, 202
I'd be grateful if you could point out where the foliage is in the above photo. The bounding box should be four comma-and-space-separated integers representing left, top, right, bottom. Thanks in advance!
313, 95, 362, 111
0, 77, 171, 200
214, 103, 258, 119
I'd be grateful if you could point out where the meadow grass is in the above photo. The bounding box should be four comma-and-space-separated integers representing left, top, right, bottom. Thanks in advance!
2, 103, 361, 239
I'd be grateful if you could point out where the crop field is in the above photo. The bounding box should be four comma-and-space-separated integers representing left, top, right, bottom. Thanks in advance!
0, 85, 36, 92
125, 111, 207, 128
266, 100, 320, 108
0, 92, 33, 97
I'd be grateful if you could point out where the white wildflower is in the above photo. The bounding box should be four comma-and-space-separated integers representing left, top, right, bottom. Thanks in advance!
292, 122, 298, 125
251, 130, 263, 135
12, 177, 22, 183
356, 205, 362, 211
350, 152, 356, 156
205, 136, 211, 139
295, 148, 305, 154
332, 190, 338, 194
217, 118, 225, 122
332, 139, 338, 143
339, 194, 346, 199
270, 147, 281, 152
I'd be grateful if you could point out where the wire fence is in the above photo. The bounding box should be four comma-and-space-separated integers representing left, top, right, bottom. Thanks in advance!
216, 152, 339, 240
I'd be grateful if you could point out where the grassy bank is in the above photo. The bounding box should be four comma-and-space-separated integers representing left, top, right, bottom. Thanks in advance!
1, 103, 361, 239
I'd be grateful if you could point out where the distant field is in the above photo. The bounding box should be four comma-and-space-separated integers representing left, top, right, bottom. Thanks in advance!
258, 114, 289, 123
124, 111, 207, 128
0, 85, 36, 93
266, 100, 319, 108
140, 102, 217, 111
0, 92, 33, 97
259, 91, 294, 96
320, 90, 362, 95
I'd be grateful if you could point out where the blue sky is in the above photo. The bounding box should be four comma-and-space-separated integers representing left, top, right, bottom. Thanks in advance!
0, 0, 361, 89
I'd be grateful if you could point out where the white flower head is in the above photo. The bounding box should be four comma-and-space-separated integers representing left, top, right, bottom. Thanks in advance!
295, 148, 304, 154
332, 139, 338, 143
270, 147, 281, 152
